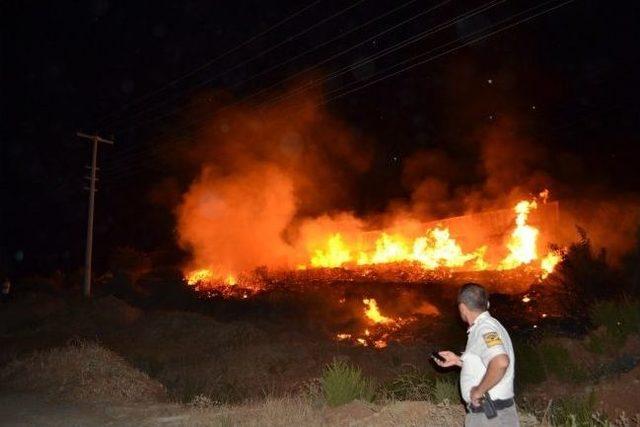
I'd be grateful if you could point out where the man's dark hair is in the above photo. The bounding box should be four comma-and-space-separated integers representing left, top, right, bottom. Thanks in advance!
457, 283, 488, 311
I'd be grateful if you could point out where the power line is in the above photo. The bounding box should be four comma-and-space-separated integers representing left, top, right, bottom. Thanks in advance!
107, 0, 456, 140
103, 0, 482, 165
92, 0, 322, 130
323, 0, 578, 104
253, 0, 500, 112
98, 0, 527, 180
97, 0, 366, 132
102, 0, 578, 183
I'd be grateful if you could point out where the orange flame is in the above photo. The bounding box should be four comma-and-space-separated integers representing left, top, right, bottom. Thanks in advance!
186, 268, 214, 286
540, 251, 562, 278
300, 193, 559, 274
499, 200, 539, 269
185, 191, 562, 289
185, 269, 237, 288
363, 298, 394, 324
374, 340, 388, 349
310, 233, 351, 268
309, 226, 487, 271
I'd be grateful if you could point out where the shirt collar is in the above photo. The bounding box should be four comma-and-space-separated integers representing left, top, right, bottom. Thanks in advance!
467, 311, 490, 334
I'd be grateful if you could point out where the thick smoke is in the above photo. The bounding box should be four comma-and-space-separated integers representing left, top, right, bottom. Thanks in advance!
398, 118, 553, 220
176, 86, 372, 275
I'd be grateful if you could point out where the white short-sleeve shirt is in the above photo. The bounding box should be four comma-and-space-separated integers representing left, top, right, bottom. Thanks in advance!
459, 311, 515, 402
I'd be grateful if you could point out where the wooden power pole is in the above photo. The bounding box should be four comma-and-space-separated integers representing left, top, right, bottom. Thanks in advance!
77, 132, 114, 297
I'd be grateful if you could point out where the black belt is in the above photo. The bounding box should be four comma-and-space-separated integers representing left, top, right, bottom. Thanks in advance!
468, 398, 514, 413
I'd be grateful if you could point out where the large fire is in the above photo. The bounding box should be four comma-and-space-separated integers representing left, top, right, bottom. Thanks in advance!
309, 226, 488, 271
183, 190, 565, 350
185, 191, 562, 289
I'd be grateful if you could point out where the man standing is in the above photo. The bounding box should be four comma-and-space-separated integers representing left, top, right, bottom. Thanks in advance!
435, 283, 519, 426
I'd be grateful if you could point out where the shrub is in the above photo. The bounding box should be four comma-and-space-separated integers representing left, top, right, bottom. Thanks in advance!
591, 299, 640, 338
539, 342, 588, 383
549, 393, 599, 426
381, 368, 434, 401
431, 377, 459, 405
549, 228, 619, 317
584, 328, 612, 355
584, 298, 640, 355
321, 359, 376, 407
301, 378, 324, 407
515, 343, 547, 386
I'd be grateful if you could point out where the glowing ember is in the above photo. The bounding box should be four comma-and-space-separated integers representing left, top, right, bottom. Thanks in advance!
333, 302, 418, 349
374, 340, 388, 349
416, 301, 440, 316
363, 298, 393, 324
522, 295, 531, 303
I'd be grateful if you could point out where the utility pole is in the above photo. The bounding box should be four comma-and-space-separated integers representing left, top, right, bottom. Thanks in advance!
77, 132, 114, 297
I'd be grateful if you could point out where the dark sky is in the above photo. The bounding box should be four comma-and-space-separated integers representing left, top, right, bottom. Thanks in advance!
2, 0, 639, 275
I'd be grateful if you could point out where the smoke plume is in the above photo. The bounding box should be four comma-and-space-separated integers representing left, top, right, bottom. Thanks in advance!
176, 86, 371, 275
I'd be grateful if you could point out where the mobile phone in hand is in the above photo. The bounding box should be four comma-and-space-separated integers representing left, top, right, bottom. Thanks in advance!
430, 351, 446, 362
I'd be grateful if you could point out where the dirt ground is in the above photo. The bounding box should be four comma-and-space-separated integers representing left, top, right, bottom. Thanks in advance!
595, 363, 640, 420
0, 393, 544, 427
0, 393, 188, 427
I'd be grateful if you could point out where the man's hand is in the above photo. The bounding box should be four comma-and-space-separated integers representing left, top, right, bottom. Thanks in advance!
469, 385, 483, 407
469, 355, 509, 408
434, 351, 462, 368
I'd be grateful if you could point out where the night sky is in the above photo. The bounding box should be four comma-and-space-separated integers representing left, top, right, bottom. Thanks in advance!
2, 0, 639, 276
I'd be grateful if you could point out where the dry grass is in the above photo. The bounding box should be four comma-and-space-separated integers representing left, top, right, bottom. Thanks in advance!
0, 339, 166, 403
365, 401, 465, 426
182, 398, 473, 426
182, 395, 322, 426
